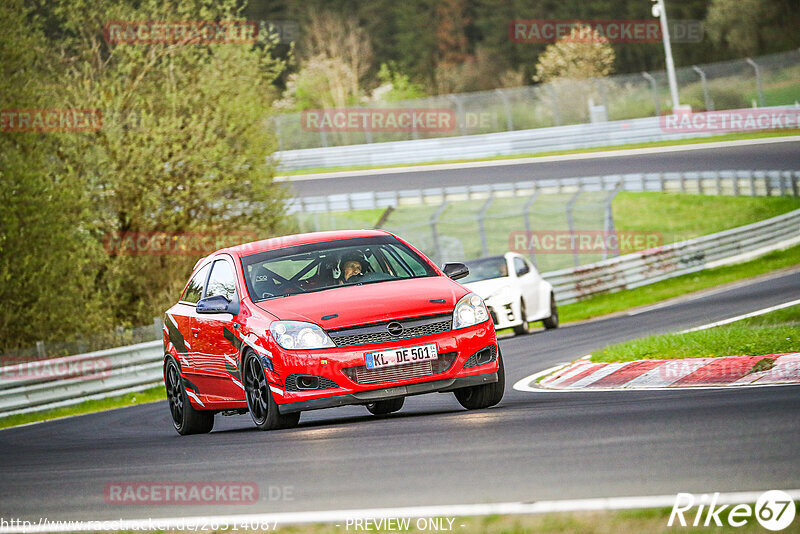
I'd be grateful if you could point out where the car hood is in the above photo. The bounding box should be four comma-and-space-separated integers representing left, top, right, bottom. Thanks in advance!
462, 278, 513, 300
254, 276, 468, 330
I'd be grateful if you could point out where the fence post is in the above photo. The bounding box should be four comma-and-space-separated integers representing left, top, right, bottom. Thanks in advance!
565, 189, 582, 267
152, 317, 162, 341
495, 89, 514, 131
477, 196, 494, 257
522, 189, 540, 267
36, 341, 46, 358
691, 65, 714, 111
732, 172, 740, 196
749, 171, 757, 196
603, 182, 622, 259
793, 171, 800, 197
547, 84, 561, 126
429, 202, 449, 264
448, 95, 467, 135
642, 72, 661, 117
745, 58, 765, 107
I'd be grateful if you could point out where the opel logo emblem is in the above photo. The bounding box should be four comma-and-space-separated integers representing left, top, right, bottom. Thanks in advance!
387, 322, 403, 336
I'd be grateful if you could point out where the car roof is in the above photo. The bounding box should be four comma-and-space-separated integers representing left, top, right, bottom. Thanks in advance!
220, 229, 394, 258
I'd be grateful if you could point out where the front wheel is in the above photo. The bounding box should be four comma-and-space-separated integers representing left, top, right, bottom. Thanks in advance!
366, 397, 405, 415
165, 357, 214, 435
542, 294, 559, 329
243, 351, 300, 431
453, 352, 505, 410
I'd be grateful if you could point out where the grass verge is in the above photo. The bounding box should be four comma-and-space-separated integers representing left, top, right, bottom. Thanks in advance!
591, 305, 800, 363
558, 244, 800, 325
0, 384, 165, 430
278, 130, 800, 176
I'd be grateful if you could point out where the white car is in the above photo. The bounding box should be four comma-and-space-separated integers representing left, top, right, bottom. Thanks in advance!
461, 252, 558, 335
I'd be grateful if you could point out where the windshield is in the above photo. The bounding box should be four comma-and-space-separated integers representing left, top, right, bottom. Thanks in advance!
241, 236, 437, 301
460, 257, 508, 283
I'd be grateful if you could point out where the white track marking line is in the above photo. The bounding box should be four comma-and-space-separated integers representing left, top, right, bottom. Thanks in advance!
275, 136, 800, 181
680, 298, 800, 333
5, 490, 799, 532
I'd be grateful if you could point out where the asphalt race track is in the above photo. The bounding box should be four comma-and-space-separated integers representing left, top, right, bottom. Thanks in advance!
1, 270, 798, 522
285, 138, 800, 197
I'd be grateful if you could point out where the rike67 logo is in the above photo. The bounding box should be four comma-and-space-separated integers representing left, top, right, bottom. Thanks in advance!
669, 491, 796, 531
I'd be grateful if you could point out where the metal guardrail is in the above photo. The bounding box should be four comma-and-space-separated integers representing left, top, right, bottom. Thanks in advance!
288, 169, 800, 213
274, 106, 798, 171
2, 207, 798, 418
545, 208, 800, 304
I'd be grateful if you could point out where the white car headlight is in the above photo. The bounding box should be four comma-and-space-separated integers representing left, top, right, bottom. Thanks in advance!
453, 293, 490, 329
269, 321, 335, 350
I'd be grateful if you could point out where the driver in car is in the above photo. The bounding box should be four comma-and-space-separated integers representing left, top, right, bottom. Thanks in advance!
337, 253, 365, 284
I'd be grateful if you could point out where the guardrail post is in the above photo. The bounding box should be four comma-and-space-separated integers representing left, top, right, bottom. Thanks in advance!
522, 188, 540, 267
495, 89, 514, 131
715, 170, 722, 196
731, 172, 740, 196
642, 72, 661, 117
691, 66, 714, 111
745, 58, 765, 108
780, 171, 789, 196
749, 171, 757, 196
429, 202, 449, 263
477, 195, 494, 257
793, 171, 800, 197
565, 189, 582, 267
320, 128, 329, 148
679, 171, 686, 193
762, 171, 772, 196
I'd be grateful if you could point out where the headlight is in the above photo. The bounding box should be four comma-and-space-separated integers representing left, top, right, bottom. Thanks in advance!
453, 293, 489, 329
269, 321, 335, 350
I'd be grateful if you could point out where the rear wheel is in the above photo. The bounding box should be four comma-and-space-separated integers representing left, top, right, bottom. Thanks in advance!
512, 300, 531, 336
366, 397, 405, 415
243, 351, 300, 431
543, 294, 559, 329
165, 357, 214, 435
454, 351, 505, 410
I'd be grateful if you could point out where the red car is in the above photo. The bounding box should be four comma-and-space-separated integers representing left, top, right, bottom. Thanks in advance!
162, 230, 504, 435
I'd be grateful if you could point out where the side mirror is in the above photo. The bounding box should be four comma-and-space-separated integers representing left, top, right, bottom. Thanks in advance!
197, 294, 239, 315
442, 262, 469, 281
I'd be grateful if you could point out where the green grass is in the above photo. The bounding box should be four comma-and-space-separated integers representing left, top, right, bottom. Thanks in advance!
591, 304, 800, 363
278, 130, 800, 176
558, 244, 800, 324
0, 385, 165, 430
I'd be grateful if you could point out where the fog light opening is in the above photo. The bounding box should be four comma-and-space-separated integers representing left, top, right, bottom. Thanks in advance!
296, 375, 320, 390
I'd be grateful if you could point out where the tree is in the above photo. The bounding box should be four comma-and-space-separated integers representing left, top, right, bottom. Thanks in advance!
533, 26, 615, 83
706, 0, 800, 57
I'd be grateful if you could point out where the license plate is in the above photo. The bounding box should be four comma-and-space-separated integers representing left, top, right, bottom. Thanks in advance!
364, 343, 438, 370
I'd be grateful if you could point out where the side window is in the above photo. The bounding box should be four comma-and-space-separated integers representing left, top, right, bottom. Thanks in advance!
514, 257, 530, 276
181, 263, 210, 304
206, 260, 238, 301
392, 245, 429, 276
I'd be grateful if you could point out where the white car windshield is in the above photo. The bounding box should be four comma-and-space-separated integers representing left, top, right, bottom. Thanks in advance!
461, 257, 508, 283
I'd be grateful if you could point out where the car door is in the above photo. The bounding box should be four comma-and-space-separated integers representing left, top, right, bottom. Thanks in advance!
164, 262, 211, 375
191, 256, 245, 402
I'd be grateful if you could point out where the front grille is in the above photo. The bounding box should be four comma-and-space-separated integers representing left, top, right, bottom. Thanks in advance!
342, 352, 457, 385
328, 314, 452, 347
463, 345, 497, 369
284, 374, 339, 391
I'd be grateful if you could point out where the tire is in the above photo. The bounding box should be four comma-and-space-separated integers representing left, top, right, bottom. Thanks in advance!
165, 357, 214, 435
512, 300, 532, 336
365, 397, 405, 415
243, 350, 300, 431
453, 351, 505, 410
542, 294, 559, 329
